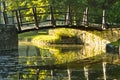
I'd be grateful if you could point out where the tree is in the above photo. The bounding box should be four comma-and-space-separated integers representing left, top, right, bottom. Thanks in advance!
106, 0, 120, 24
87, 0, 117, 9
2, 0, 120, 25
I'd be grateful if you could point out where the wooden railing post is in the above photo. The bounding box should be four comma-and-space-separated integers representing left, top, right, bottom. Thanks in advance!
82, 7, 88, 27
50, 6, 56, 27
18, 10, 23, 26
102, 9, 107, 30
3, 11, 8, 24
15, 10, 21, 31
85, 7, 88, 27
66, 5, 72, 26
2, 1, 8, 24
32, 7, 39, 29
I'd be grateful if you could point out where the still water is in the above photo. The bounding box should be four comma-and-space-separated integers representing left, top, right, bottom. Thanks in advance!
0, 42, 120, 80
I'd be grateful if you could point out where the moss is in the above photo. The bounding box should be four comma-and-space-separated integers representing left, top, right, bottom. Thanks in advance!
49, 28, 76, 37
111, 41, 120, 46
32, 35, 60, 44
110, 39, 120, 46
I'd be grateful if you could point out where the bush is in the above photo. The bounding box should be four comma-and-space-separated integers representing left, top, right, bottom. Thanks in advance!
49, 28, 76, 38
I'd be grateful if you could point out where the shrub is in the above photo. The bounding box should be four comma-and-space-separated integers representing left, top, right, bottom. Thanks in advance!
49, 28, 76, 38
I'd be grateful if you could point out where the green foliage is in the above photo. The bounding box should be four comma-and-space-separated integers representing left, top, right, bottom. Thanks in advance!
52, 28, 76, 38
32, 35, 59, 44
6, 0, 49, 10
87, 0, 116, 9
2, 0, 120, 24
111, 41, 120, 46
106, 1, 120, 24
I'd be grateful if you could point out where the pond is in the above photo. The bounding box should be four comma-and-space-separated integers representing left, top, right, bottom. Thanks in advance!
0, 42, 120, 80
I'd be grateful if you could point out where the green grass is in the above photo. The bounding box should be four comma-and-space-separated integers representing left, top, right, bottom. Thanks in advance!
18, 31, 48, 41
111, 41, 120, 46
32, 35, 59, 42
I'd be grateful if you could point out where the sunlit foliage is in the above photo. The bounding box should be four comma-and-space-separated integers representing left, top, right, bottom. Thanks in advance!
1, 0, 120, 24
49, 28, 76, 38
5, 0, 48, 10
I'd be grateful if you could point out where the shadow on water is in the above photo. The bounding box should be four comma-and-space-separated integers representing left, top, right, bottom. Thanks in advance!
1, 42, 120, 80
0, 50, 18, 80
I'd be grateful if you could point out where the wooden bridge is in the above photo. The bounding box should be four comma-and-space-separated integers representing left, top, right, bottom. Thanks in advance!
0, 5, 116, 33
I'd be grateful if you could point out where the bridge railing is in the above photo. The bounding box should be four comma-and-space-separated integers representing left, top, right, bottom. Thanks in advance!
12, 6, 89, 31
1, 5, 112, 32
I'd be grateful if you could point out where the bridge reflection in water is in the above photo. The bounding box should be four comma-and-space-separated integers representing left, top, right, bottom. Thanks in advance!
0, 42, 119, 80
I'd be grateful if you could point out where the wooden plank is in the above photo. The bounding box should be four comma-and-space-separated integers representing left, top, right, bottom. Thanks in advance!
18, 25, 103, 33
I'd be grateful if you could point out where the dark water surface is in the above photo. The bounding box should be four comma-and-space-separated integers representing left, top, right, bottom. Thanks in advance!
0, 42, 120, 80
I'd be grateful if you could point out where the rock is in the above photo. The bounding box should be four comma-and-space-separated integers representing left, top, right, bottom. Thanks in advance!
106, 43, 119, 54
0, 24, 18, 51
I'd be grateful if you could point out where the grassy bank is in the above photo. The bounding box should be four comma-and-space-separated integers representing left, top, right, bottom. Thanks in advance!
111, 40, 120, 46
18, 28, 80, 45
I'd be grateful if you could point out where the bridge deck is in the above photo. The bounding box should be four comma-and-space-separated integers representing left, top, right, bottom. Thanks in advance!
18, 25, 103, 33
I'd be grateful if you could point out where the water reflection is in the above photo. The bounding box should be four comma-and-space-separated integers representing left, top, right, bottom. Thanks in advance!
0, 50, 18, 80
1, 43, 120, 80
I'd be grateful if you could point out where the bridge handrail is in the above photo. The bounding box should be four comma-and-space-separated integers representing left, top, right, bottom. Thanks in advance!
1, 5, 111, 32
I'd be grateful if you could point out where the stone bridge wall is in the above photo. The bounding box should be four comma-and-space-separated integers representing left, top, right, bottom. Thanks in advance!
0, 24, 18, 52
77, 28, 120, 53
